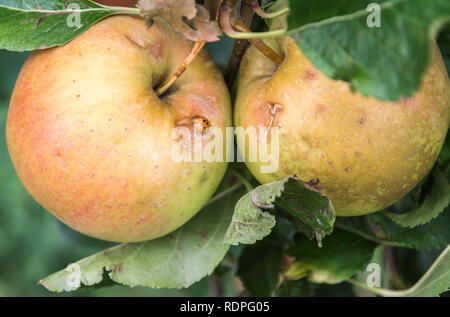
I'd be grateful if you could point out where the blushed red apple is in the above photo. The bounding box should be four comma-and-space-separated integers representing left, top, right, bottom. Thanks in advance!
7, 16, 231, 242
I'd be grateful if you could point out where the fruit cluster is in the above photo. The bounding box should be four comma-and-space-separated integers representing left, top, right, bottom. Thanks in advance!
6, 16, 449, 242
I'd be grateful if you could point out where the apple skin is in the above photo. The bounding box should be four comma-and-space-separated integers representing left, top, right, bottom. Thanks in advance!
235, 37, 450, 216
6, 16, 231, 242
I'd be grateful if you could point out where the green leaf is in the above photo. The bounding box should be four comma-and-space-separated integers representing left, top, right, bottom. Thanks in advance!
274, 177, 335, 246
237, 240, 284, 296
223, 191, 276, 245
0, 0, 133, 52
285, 229, 377, 284
223, 177, 334, 246
335, 216, 404, 248
370, 207, 450, 250
439, 133, 450, 167
276, 280, 310, 297
349, 245, 450, 297
287, 0, 388, 29
286, 0, 450, 101
386, 168, 450, 228
39, 184, 245, 292
404, 246, 450, 297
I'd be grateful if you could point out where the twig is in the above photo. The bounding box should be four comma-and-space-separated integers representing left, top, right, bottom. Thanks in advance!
385, 246, 407, 289
250, 1, 289, 19
334, 222, 404, 248
224, 0, 254, 87
155, 40, 205, 96
230, 18, 283, 65
204, 0, 223, 20
230, 169, 254, 192
210, 275, 224, 297
219, 4, 286, 39
205, 182, 243, 206
347, 278, 398, 297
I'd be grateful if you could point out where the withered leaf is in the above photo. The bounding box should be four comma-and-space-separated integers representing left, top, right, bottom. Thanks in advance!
137, 0, 222, 42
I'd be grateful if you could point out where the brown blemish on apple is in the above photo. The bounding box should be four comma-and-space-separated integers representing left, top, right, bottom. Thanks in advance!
264, 102, 283, 139
124, 32, 146, 50
125, 32, 165, 59
303, 68, 316, 80
188, 94, 219, 116
314, 104, 327, 115
147, 41, 164, 59
403, 97, 419, 110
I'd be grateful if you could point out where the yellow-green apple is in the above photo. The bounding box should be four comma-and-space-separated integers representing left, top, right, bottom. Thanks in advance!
235, 37, 449, 216
7, 16, 231, 242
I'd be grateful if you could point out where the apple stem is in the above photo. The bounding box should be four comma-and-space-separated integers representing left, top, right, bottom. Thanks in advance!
219, 4, 286, 39
230, 18, 284, 65
155, 40, 206, 97
250, 1, 290, 19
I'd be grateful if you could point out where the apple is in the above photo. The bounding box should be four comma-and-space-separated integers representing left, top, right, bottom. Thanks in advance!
6, 16, 231, 242
94, 0, 137, 7
235, 37, 449, 216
